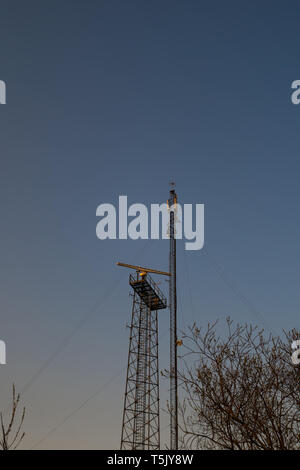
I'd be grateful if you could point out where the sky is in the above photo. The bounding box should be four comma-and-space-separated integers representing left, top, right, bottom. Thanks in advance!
0, 0, 300, 449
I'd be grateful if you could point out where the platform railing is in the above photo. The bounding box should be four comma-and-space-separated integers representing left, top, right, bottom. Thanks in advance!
129, 273, 167, 308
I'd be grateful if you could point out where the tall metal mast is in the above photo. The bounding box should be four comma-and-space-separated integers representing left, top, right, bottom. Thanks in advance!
168, 184, 178, 449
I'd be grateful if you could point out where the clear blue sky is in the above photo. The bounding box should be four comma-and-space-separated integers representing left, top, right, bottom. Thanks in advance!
0, 0, 299, 449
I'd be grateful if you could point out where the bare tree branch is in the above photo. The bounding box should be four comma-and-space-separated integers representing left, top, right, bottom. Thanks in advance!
166, 318, 300, 450
0, 385, 25, 450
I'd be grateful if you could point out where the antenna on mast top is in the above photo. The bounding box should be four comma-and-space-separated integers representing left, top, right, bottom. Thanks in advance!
169, 180, 176, 191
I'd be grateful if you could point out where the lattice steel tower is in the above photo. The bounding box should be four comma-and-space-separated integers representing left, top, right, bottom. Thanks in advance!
119, 263, 169, 450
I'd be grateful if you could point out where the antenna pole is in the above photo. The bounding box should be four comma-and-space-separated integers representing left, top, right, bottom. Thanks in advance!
168, 183, 178, 449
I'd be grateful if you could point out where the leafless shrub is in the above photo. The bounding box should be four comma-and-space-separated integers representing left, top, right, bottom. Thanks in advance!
0, 385, 25, 450
174, 318, 300, 450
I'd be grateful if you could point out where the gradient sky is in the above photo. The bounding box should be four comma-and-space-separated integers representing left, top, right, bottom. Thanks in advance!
0, 0, 300, 449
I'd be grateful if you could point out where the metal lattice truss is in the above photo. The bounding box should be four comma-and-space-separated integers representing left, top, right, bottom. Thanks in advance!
121, 274, 166, 450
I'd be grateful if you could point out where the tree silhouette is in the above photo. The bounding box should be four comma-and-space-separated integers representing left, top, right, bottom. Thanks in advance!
173, 318, 300, 450
0, 385, 25, 450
